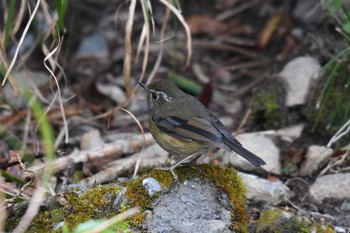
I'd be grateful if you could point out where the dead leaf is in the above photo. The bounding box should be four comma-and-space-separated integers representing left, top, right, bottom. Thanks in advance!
267, 174, 280, 182
46, 105, 84, 121
187, 15, 229, 36
259, 10, 283, 48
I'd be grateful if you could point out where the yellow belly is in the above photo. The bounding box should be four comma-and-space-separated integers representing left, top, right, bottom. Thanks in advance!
148, 117, 206, 158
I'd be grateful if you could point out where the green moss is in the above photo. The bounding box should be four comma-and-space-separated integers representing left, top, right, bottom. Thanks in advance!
256, 208, 336, 233
196, 164, 248, 233
257, 208, 309, 233
252, 89, 286, 129
6, 185, 123, 232
311, 224, 336, 233
124, 169, 175, 226
124, 165, 248, 232
6, 165, 248, 232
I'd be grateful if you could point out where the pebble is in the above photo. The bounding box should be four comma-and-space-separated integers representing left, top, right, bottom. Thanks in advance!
309, 173, 350, 203
279, 56, 321, 107
299, 145, 333, 176
238, 172, 290, 204
75, 33, 108, 59
142, 177, 162, 197
80, 129, 105, 150
222, 132, 281, 174
112, 187, 127, 210
293, 0, 323, 24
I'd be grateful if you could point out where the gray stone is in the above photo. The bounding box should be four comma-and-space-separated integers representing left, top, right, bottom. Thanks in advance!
274, 124, 305, 142
221, 133, 281, 174
293, 0, 323, 24
238, 172, 289, 204
143, 179, 232, 233
96, 82, 126, 104
80, 129, 104, 150
142, 177, 162, 197
334, 226, 346, 233
257, 208, 313, 233
309, 173, 350, 203
340, 200, 350, 212
75, 33, 108, 59
112, 187, 127, 210
299, 145, 332, 176
279, 56, 321, 107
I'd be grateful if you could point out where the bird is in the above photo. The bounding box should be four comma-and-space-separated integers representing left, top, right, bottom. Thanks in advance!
138, 80, 266, 174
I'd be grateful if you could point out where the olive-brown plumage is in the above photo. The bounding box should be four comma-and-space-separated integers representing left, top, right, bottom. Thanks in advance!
139, 80, 266, 167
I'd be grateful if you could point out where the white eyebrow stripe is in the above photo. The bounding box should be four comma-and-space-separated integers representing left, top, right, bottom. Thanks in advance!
157, 91, 172, 102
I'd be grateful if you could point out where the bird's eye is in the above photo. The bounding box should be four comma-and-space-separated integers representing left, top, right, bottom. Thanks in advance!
151, 92, 159, 100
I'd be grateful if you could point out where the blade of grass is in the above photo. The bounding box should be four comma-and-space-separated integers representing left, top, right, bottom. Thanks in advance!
313, 62, 340, 131
1, 170, 28, 186
56, 0, 68, 30
4, 0, 16, 49
12, 92, 55, 233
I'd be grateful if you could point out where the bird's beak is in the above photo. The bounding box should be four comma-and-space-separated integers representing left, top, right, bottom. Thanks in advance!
138, 82, 147, 90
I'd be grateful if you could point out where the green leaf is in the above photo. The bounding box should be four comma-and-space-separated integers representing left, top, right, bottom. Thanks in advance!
167, 72, 202, 94
333, 0, 343, 9
4, 0, 16, 48
343, 22, 350, 33
56, 0, 68, 30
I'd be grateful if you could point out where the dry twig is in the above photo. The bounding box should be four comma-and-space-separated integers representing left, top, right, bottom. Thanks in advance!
28, 133, 154, 175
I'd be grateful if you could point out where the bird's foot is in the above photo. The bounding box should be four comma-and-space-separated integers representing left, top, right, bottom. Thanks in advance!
155, 166, 178, 182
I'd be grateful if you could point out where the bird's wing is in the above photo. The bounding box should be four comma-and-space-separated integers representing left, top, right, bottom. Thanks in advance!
152, 114, 222, 143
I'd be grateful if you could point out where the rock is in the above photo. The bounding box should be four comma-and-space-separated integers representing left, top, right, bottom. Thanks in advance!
334, 226, 346, 233
293, 0, 324, 24
112, 187, 127, 210
309, 173, 350, 203
274, 124, 305, 142
260, 124, 305, 143
80, 129, 104, 150
256, 208, 335, 233
96, 81, 126, 104
279, 56, 321, 107
143, 179, 232, 233
52, 222, 65, 231
75, 33, 108, 59
4, 70, 50, 108
238, 172, 289, 204
142, 177, 162, 196
299, 145, 333, 176
220, 133, 281, 174
340, 200, 350, 212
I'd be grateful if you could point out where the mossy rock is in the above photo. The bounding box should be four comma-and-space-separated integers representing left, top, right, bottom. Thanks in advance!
251, 79, 287, 130
6, 164, 248, 233
256, 208, 335, 233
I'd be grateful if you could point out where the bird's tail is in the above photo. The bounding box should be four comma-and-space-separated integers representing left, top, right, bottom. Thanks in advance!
223, 137, 266, 166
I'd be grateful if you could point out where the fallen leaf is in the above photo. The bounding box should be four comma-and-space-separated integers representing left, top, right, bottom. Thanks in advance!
259, 10, 283, 48
187, 15, 229, 36
267, 174, 280, 182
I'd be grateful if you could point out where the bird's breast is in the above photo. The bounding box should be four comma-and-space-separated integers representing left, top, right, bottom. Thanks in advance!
148, 116, 207, 157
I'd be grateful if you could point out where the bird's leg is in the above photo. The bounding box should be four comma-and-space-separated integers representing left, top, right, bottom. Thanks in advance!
158, 149, 208, 181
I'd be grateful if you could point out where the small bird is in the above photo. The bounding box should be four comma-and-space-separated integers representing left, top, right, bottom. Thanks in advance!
139, 80, 266, 172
